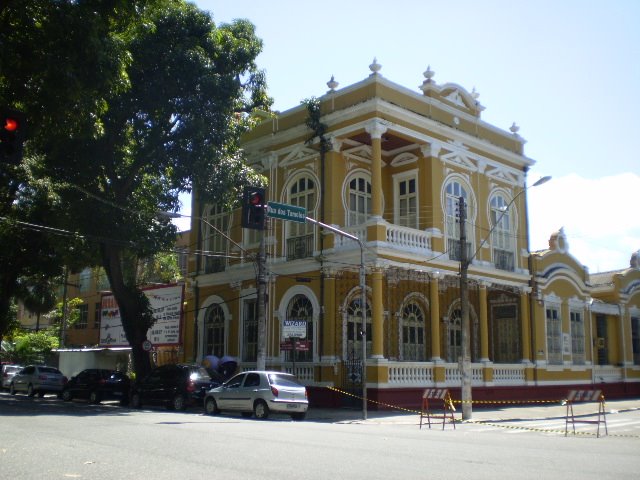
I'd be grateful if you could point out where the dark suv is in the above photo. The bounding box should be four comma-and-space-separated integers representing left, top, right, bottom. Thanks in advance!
62, 369, 130, 405
130, 364, 222, 411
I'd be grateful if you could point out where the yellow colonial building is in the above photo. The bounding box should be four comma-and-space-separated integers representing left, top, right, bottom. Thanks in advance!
181, 62, 640, 407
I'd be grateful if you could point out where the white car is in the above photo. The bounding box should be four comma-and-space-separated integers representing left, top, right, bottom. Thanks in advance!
9, 365, 66, 397
204, 371, 308, 420
1, 364, 22, 389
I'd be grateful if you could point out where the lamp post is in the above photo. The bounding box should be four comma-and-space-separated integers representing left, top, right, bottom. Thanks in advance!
459, 175, 550, 420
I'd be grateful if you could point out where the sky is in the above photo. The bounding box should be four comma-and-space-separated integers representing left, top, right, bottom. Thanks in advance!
187, 0, 640, 273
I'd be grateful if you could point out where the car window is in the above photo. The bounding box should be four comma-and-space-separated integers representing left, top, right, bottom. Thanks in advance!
226, 373, 245, 389
244, 373, 261, 388
23, 366, 35, 374
268, 374, 303, 388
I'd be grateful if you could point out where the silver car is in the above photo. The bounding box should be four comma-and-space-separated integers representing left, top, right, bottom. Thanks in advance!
204, 371, 308, 420
1, 364, 22, 389
9, 365, 66, 397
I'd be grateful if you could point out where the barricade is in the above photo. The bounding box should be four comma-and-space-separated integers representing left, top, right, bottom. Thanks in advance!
419, 388, 456, 430
564, 389, 607, 438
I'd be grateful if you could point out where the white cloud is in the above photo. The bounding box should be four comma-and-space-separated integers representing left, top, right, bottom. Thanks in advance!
528, 172, 640, 273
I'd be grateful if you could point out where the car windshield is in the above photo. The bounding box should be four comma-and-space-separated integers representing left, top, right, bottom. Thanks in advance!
268, 373, 303, 388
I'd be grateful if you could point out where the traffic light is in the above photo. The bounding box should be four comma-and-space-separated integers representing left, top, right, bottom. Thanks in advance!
241, 186, 266, 230
0, 108, 26, 164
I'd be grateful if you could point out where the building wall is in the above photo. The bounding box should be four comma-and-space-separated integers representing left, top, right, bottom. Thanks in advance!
184, 67, 640, 405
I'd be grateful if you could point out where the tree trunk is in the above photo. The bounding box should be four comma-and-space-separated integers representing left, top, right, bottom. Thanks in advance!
100, 243, 153, 380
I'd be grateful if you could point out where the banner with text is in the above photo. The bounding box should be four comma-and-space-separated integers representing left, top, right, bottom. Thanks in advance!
99, 284, 184, 347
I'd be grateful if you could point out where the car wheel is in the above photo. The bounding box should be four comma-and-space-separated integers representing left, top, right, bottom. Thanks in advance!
253, 400, 269, 420
131, 393, 142, 409
62, 389, 72, 402
171, 394, 186, 411
204, 397, 219, 415
291, 412, 307, 421
89, 391, 101, 404
27, 384, 35, 397
9, 383, 16, 395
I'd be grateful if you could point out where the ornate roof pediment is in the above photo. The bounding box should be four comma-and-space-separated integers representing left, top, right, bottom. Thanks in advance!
280, 145, 319, 167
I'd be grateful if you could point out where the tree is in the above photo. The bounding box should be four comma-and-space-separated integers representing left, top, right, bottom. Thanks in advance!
1, 1, 271, 379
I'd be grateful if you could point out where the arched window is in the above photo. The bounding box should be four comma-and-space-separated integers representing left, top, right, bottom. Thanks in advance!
203, 204, 228, 273
284, 295, 314, 362
444, 180, 472, 261
401, 301, 426, 361
346, 296, 372, 360
204, 303, 225, 358
287, 176, 316, 260
490, 194, 515, 271
347, 174, 372, 226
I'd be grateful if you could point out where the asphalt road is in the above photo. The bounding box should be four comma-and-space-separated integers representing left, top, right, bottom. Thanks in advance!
1, 392, 639, 479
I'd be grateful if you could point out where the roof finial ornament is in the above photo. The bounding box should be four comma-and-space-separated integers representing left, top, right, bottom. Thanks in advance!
369, 57, 382, 76
471, 87, 480, 100
423, 65, 435, 83
327, 75, 339, 93
509, 122, 520, 136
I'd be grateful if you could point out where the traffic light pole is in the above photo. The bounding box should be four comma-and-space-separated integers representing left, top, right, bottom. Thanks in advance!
304, 216, 368, 420
256, 232, 267, 371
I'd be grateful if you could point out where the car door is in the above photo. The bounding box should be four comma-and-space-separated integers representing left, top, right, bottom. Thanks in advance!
237, 373, 262, 411
216, 373, 246, 409
14, 366, 33, 391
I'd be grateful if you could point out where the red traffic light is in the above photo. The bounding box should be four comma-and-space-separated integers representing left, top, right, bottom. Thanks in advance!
249, 191, 263, 206
3, 117, 18, 132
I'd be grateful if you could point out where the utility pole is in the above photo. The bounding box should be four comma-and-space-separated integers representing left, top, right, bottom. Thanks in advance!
256, 232, 267, 371
459, 196, 472, 420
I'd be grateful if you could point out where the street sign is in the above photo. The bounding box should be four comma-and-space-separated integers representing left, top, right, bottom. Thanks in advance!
267, 201, 306, 224
282, 319, 307, 338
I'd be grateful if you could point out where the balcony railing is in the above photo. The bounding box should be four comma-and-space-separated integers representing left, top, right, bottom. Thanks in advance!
204, 256, 225, 274
493, 249, 515, 271
447, 239, 472, 262
286, 234, 314, 261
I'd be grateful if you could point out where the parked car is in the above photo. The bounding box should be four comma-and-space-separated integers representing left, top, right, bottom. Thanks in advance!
203, 371, 308, 420
9, 365, 66, 397
62, 369, 130, 405
130, 364, 222, 411
1, 364, 23, 390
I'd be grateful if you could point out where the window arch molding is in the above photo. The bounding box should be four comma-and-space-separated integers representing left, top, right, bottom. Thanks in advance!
280, 169, 321, 211
440, 174, 477, 224
444, 298, 479, 363
441, 174, 476, 261
487, 188, 519, 271
487, 188, 520, 234
277, 285, 320, 361
396, 293, 430, 361
342, 169, 381, 226
197, 294, 231, 361
340, 284, 373, 360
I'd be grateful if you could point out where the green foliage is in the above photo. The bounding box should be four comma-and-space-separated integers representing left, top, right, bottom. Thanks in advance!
303, 97, 331, 155
9, 329, 59, 364
1, 0, 272, 378
137, 252, 182, 285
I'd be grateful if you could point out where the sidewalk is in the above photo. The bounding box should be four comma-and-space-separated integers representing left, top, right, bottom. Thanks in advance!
306, 399, 640, 424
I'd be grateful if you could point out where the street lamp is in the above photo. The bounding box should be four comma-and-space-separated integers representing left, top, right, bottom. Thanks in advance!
459, 175, 551, 420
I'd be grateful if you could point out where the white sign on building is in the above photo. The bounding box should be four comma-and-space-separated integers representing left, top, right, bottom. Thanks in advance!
99, 284, 184, 347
